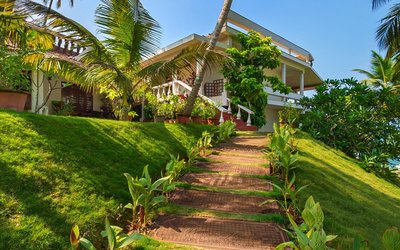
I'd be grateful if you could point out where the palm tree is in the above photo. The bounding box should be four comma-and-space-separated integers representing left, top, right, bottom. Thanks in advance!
19, 0, 216, 120
372, 0, 400, 56
354, 50, 400, 89
182, 0, 233, 115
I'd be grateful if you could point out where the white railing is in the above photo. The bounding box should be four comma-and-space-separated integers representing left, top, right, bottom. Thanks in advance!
226, 98, 254, 126
264, 86, 303, 109
152, 80, 228, 123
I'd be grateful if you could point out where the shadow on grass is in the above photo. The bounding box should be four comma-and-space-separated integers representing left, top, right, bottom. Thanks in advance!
0, 111, 207, 249
294, 139, 400, 249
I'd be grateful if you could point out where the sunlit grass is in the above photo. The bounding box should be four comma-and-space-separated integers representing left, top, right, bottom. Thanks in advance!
294, 132, 400, 249
0, 110, 208, 249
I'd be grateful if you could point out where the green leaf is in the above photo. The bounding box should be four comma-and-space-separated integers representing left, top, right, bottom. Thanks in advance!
70, 224, 80, 248
115, 233, 144, 249
79, 238, 96, 250
382, 227, 400, 250
275, 241, 299, 250
149, 195, 167, 207
105, 217, 116, 250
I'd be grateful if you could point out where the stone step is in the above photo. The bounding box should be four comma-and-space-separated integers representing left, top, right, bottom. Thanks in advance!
181, 173, 272, 191
207, 154, 267, 164
171, 189, 278, 214
214, 148, 265, 157
195, 161, 269, 175
150, 215, 288, 250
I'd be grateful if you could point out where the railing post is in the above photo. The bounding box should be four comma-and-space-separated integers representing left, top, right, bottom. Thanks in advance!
246, 113, 252, 126
156, 87, 160, 99
167, 84, 171, 96
237, 107, 241, 120
162, 86, 166, 96
219, 111, 225, 124
227, 100, 231, 114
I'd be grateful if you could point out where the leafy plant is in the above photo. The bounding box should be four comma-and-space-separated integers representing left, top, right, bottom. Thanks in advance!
124, 166, 170, 229
216, 120, 236, 142
165, 154, 186, 183
70, 218, 144, 250
268, 123, 298, 183
197, 131, 213, 156
101, 217, 143, 250
184, 140, 199, 167
276, 196, 337, 250
0, 47, 31, 91
70, 224, 96, 250
222, 31, 291, 127
262, 175, 308, 220
52, 101, 74, 116
278, 105, 301, 129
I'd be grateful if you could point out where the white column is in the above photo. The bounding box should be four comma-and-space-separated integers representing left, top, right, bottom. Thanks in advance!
300, 71, 305, 96
31, 70, 44, 113
281, 63, 286, 84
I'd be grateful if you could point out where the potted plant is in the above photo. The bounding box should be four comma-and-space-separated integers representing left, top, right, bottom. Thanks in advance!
201, 104, 218, 125
191, 98, 204, 124
154, 103, 167, 122
0, 47, 31, 112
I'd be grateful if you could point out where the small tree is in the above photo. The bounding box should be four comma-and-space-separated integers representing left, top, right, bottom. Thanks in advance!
222, 31, 290, 127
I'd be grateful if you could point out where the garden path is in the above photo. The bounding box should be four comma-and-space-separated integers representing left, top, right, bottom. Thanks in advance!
149, 133, 288, 249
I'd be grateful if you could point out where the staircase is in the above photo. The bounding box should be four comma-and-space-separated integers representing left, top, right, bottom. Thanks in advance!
152, 80, 258, 131
213, 111, 258, 131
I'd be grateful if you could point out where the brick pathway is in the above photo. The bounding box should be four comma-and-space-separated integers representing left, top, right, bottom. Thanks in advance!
150, 134, 287, 249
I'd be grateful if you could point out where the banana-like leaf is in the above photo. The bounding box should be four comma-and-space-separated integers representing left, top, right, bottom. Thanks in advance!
79, 238, 96, 250
275, 241, 299, 250
115, 233, 144, 249
105, 217, 116, 250
70, 224, 79, 248
149, 195, 167, 207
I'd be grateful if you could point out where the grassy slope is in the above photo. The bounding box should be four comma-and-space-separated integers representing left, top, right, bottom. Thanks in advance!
295, 132, 400, 249
0, 110, 207, 249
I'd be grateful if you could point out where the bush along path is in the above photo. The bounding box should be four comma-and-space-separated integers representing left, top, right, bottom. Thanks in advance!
149, 132, 289, 250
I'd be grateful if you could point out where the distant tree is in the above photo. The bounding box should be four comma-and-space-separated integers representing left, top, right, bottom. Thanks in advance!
353, 50, 400, 90
222, 31, 290, 127
300, 78, 400, 183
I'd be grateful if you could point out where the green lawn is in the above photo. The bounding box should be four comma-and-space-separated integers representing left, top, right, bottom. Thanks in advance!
0, 110, 208, 249
294, 132, 400, 249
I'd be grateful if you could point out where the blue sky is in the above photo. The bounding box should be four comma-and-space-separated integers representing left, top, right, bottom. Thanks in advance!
53, 0, 391, 80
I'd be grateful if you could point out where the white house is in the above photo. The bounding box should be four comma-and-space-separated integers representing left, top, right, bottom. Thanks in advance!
146, 10, 323, 132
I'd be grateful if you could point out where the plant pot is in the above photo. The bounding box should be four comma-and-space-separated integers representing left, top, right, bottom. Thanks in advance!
154, 115, 165, 123
177, 115, 190, 124
0, 90, 29, 112
191, 116, 203, 124
207, 119, 214, 125
166, 119, 177, 124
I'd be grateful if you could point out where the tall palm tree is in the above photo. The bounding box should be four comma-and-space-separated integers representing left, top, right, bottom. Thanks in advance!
19, 0, 216, 120
354, 50, 400, 89
182, 0, 233, 115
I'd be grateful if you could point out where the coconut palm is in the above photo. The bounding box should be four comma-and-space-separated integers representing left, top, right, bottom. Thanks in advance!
353, 50, 400, 89
182, 0, 233, 115
372, 0, 400, 56
19, 0, 219, 120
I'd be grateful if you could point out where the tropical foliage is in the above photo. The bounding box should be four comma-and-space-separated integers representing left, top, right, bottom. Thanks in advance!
353, 50, 400, 89
300, 78, 400, 184
276, 196, 337, 250
222, 31, 290, 127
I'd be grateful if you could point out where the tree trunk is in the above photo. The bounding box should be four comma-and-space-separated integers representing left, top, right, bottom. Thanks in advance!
182, 0, 233, 115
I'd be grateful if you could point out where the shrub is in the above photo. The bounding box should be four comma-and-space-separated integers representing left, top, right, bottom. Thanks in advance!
216, 120, 236, 142
276, 196, 337, 250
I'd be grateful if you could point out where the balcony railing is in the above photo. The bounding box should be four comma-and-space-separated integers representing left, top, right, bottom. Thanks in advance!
264, 86, 303, 109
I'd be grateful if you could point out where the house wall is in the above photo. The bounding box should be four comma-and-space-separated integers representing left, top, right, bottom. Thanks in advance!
31, 71, 103, 115
259, 106, 280, 132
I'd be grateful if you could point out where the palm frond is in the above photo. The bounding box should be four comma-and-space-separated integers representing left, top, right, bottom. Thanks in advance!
95, 0, 161, 69
372, 0, 391, 10
376, 3, 400, 55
